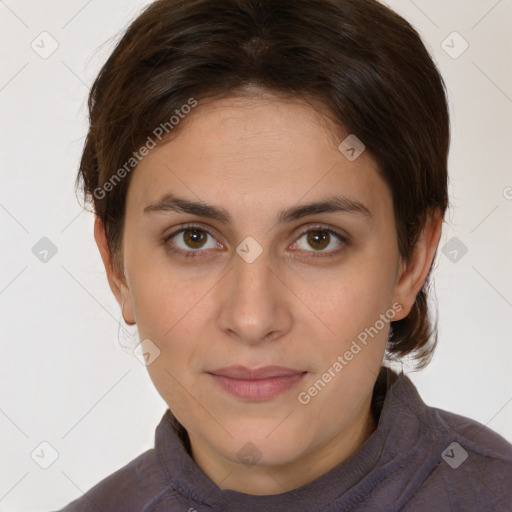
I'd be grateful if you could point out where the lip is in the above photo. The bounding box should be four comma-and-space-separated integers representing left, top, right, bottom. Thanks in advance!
207, 365, 307, 400
209, 365, 304, 379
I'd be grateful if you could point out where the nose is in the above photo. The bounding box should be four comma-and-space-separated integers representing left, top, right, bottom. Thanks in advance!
216, 245, 293, 345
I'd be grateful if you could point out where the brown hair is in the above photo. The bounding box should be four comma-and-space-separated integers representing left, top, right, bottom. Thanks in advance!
76, 0, 450, 368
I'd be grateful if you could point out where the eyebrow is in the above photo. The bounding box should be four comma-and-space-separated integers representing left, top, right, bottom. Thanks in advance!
143, 193, 372, 223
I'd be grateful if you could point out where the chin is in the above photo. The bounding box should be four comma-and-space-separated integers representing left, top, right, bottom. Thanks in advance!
216, 427, 310, 467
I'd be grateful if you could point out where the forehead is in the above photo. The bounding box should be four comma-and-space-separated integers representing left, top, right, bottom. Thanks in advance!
126, 95, 392, 222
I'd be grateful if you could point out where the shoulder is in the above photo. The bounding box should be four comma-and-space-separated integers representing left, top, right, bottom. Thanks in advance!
427, 406, 512, 509
432, 405, 512, 461
385, 375, 512, 510
392, 373, 512, 463
57, 449, 168, 512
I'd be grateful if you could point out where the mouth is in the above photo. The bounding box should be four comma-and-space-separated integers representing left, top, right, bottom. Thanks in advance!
207, 365, 307, 400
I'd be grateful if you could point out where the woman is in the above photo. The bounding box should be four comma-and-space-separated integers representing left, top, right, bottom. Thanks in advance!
59, 0, 512, 510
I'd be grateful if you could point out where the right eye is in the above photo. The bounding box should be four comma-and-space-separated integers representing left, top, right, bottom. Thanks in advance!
163, 225, 223, 258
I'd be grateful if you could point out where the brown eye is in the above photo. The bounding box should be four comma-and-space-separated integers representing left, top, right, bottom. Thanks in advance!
165, 227, 220, 254
293, 227, 346, 255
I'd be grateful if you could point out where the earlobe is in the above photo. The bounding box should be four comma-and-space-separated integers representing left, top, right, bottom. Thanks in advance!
392, 209, 443, 321
93, 216, 136, 325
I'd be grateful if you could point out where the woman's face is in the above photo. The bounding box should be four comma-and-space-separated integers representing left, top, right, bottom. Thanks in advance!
97, 94, 438, 494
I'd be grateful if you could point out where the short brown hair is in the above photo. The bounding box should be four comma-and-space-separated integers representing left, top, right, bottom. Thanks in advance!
76, 0, 450, 368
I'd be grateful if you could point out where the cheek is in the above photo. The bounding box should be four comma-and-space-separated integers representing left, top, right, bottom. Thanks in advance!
292, 253, 396, 385
297, 254, 395, 332
130, 270, 208, 424
126, 245, 205, 335
126, 254, 215, 374
132, 279, 207, 347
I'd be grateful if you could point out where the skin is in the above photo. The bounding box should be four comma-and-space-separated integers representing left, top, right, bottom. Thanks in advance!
95, 92, 443, 495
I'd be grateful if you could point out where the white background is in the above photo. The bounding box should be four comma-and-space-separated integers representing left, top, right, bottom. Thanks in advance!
0, 0, 511, 510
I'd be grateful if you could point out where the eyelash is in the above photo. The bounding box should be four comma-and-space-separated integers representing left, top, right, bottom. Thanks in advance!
162, 223, 349, 260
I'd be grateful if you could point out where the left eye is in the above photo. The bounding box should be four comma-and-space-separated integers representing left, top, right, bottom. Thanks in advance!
293, 229, 345, 253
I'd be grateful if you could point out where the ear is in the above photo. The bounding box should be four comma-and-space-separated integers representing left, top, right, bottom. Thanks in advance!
392, 208, 443, 321
94, 216, 136, 324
